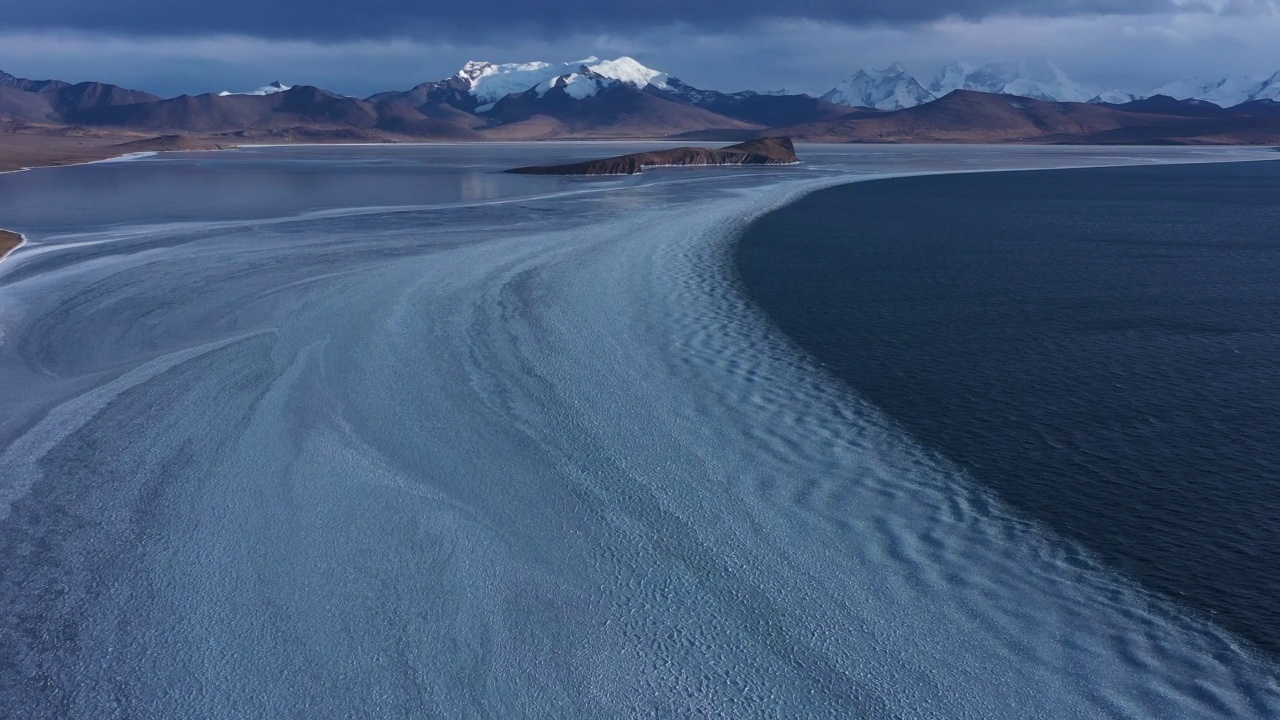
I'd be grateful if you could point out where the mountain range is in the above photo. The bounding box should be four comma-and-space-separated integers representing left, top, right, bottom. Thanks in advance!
818, 60, 1280, 110
820, 59, 1097, 110
820, 63, 934, 111
3, 57, 1280, 171
1148, 72, 1280, 107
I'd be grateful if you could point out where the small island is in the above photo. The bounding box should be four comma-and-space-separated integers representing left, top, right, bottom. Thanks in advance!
0, 229, 22, 262
506, 137, 799, 176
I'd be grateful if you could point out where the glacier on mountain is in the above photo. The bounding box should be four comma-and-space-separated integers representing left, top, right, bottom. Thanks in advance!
818, 59, 1098, 109
1090, 90, 1141, 105
456, 57, 669, 104
1147, 75, 1267, 107
389, 55, 1280, 115
930, 60, 1094, 103
1251, 71, 1280, 102
821, 63, 934, 110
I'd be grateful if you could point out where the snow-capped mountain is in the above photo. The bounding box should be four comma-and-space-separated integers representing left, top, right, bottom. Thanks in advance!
218, 81, 291, 97
456, 57, 669, 109
1251, 71, 1280, 102
928, 62, 971, 99
1147, 76, 1261, 107
367, 54, 1280, 132
1148, 71, 1280, 107
820, 63, 934, 110
11, 59, 1280, 145
1090, 90, 1141, 105
368, 57, 845, 128
930, 60, 1095, 103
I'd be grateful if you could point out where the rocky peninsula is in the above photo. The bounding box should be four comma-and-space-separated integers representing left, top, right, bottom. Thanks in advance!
506, 137, 799, 175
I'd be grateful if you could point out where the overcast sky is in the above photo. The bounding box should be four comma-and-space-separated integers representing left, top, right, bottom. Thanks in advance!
1, 1, 1278, 97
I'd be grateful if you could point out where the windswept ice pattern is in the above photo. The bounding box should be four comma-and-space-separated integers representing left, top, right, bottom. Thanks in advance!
0, 144, 1277, 718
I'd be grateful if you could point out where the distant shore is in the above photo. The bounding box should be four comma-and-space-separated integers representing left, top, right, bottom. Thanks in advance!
0, 228, 23, 261
0, 130, 248, 174
5, 128, 1279, 178
0, 131, 720, 175
0, 130, 440, 174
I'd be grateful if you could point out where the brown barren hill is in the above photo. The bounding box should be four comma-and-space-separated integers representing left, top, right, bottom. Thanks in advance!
775, 90, 1280, 144
774, 91, 1181, 143
507, 137, 799, 175
1, 228, 23, 261
478, 82, 760, 140
69, 86, 483, 140
110, 134, 235, 152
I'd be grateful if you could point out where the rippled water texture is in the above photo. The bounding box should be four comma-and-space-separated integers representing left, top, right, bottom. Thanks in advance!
1, 144, 1277, 717
737, 162, 1280, 662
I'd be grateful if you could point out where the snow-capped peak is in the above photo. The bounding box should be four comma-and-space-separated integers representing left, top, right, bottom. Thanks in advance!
1249, 70, 1280, 102
454, 56, 669, 104
456, 60, 555, 89
820, 63, 934, 110
930, 59, 1095, 103
929, 61, 975, 97
1090, 89, 1141, 105
1145, 75, 1266, 107
218, 81, 291, 97
585, 57, 668, 89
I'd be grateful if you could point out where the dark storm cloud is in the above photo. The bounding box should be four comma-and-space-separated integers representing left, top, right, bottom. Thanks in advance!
5, 0, 1194, 39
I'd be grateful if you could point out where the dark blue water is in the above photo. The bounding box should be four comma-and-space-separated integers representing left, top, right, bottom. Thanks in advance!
737, 160, 1280, 659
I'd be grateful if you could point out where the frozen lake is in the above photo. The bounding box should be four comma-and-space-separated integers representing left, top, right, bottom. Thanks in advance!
0, 143, 1277, 717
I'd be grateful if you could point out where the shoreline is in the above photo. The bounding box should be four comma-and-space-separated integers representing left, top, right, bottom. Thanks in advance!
0, 136, 760, 176
733, 160, 1280, 662
0, 146, 1271, 268
1, 147, 1274, 269
2, 133, 1278, 176
0, 229, 24, 263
